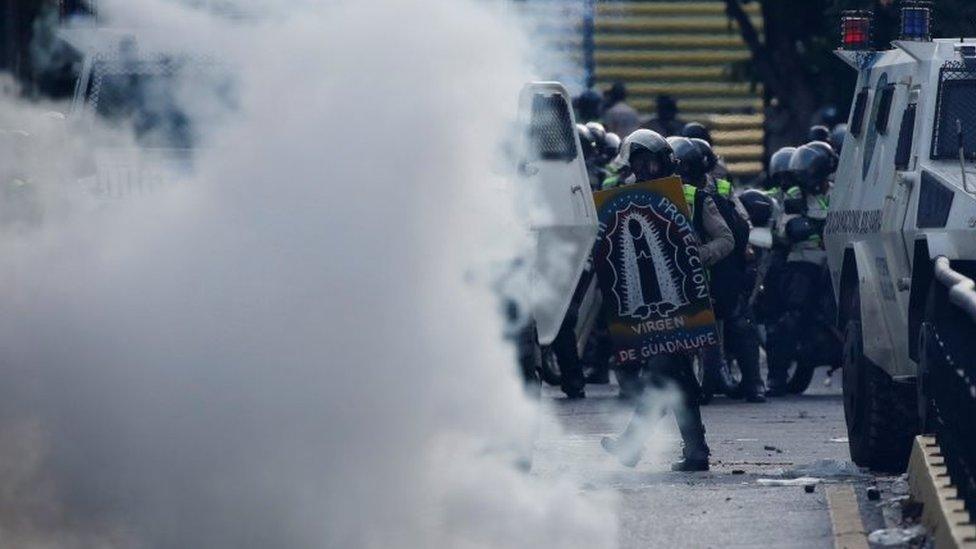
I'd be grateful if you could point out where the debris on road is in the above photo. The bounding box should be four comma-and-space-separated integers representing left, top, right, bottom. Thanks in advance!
763, 445, 783, 453
731, 469, 746, 475
890, 476, 910, 496
867, 525, 926, 547
779, 459, 869, 480
757, 476, 822, 487
804, 484, 815, 494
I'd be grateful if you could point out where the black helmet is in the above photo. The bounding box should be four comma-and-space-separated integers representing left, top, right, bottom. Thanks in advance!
768, 146, 797, 191
615, 129, 675, 181
668, 136, 707, 186
681, 122, 712, 144
789, 143, 834, 194
577, 124, 596, 161
690, 137, 717, 173
808, 125, 831, 143
830, 124, 847, 155
807, 140, 839, 172
785, 216, 818, 244
739, 189, 776, 227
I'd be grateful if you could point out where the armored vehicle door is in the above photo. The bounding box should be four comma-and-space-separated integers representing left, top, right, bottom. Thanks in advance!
516, 82, 599, 345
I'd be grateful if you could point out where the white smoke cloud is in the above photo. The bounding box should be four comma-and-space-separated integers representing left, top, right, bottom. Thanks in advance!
0, 0, 618, 547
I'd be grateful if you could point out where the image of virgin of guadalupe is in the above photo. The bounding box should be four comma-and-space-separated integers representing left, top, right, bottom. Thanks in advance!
615, 209, 689, 320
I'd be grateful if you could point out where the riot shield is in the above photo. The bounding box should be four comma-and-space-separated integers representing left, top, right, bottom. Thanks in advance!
516, 82, 598, 345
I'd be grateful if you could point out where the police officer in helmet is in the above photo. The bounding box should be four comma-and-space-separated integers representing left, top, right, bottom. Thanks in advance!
766, 143, 835, 396
684, 137, 765, 402
765, 147, 798, 197
681, 121, 712, 143
601, 131, 731, 471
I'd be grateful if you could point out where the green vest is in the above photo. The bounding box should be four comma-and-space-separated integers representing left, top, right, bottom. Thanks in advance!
716, 179, 733, 198
683, 184, 699, 220
601, 173, 621, 190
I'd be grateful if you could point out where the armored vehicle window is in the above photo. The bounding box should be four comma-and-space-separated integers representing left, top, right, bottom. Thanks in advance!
85, 57, 231, 150
931, 62, 976, 160
528, 94, 577, 162
918, 171, 954, 228
850, 89, 869, 137
875, 84, 895, 135
88, 71, 192, 148
895, 102, 917, 170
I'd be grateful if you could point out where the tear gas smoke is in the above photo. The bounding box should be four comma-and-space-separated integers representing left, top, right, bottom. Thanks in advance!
0, 0, 618, 547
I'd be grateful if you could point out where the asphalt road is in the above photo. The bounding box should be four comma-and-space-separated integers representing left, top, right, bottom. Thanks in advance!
532, 369, 897, 548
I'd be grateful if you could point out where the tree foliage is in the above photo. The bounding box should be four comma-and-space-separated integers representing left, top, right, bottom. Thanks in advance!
729, 0, 976, 153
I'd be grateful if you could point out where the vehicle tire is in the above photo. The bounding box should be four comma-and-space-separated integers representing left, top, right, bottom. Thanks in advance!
539, 346, 562, 387
786, 361, 816, 394
843, 307, 918, 472
516, 323, 543, 398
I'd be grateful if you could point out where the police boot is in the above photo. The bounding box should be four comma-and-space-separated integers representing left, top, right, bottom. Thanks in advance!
671, 455, 710, 472
738, 348, 767, 403
699, 346, 733, 404
672, 393, 710, 472
671, 428, 710, 472
765, 361, 789, 397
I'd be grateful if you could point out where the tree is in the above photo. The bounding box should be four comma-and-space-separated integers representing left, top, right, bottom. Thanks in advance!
727, 0, 976, 157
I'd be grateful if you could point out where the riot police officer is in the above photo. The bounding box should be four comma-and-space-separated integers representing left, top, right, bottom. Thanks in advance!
687, 137, 765, 401
763, 146, 800, 201
766, 143, 836, 396
601, 131, 733, 471
682, 122, 729, 180
578, 124, 602, 191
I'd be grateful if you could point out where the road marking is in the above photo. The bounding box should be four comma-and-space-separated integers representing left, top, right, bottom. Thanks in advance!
826, 484, 869, 549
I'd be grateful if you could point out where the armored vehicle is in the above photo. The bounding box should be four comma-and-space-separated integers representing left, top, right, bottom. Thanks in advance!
826, 9, 976, 471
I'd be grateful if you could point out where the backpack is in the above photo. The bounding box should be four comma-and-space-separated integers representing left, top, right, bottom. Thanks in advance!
692, 189, 750, 261
691, 189, 751, 318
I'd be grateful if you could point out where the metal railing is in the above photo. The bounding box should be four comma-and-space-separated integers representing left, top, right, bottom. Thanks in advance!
934, 256, 976, 321
924, 256, 976, 524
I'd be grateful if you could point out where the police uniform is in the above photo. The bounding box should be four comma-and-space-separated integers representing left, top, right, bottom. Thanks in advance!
766, 188, 831, 392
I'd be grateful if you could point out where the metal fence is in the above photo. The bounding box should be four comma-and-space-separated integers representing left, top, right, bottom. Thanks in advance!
922, 256, 976, 524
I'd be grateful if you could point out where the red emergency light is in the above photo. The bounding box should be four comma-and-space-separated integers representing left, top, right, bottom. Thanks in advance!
841, 10, 873, 50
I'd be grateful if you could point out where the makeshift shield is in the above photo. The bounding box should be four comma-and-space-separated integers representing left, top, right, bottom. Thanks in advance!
592, 176, 718, 366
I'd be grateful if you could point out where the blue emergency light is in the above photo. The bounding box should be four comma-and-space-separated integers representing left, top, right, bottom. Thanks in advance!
900, 1, 932, 42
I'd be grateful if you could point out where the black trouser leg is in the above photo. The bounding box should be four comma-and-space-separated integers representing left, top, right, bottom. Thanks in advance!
725, 314, 764, 396
662, 355, 710, 460
621, 354, 709, 460
583, 316, 612, 384
766, 313, 796, 389
769, 263, 821, 391
615, 365, 643, 399
554, 312, 585, 397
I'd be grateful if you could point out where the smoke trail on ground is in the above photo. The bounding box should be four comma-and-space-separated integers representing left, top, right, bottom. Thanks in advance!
0, 0, 618, 547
